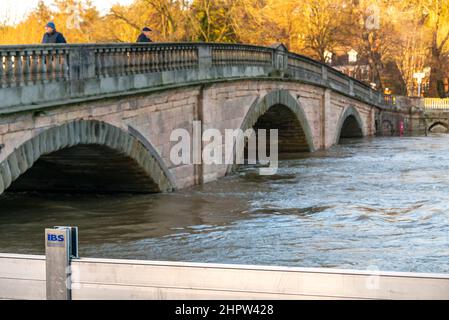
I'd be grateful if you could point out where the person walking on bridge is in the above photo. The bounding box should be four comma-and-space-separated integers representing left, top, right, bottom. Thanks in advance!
42, 22, 67, 44
136, 27, 153, 43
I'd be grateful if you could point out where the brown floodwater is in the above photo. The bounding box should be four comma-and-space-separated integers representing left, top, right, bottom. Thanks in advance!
0, 136, 448, 273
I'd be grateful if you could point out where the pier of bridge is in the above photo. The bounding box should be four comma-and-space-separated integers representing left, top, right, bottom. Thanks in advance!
0, 42, 396, 195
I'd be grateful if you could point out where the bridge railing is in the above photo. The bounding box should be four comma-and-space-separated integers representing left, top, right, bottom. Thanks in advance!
0, 45, 70, 87
423, 98, 449, 110
211, 43, 273, 67
0, 43, 386, 113
93, 44, 200, 77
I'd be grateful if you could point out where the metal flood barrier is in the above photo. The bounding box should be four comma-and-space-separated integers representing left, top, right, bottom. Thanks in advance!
1, 227, 449, 300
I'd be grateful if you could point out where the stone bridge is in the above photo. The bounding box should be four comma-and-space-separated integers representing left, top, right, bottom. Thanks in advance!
0, 43, 391, 195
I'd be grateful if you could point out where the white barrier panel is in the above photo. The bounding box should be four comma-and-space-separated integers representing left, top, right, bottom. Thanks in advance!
71, 258, 449, 300
0, 254, 46, 300
2, 253, 449, 300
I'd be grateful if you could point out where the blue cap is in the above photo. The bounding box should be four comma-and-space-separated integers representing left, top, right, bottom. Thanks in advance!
46, 22, 56, 30
142, 27, 152, 32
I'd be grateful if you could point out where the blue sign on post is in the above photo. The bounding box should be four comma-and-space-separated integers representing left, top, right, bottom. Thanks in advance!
47, 234, 65, 246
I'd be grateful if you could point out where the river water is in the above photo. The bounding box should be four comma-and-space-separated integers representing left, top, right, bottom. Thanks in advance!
1, 136, 449, 273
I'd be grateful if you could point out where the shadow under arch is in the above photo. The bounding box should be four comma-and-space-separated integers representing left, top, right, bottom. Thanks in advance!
335, 106, 366, 144
0, 120, 176, 195
227, 89, 315, 174
428, 121, 449, 133
381, 119, 395, 136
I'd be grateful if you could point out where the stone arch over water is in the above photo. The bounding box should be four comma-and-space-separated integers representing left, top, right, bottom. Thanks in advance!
381, 120, 395, 136
428, 121, 449, 134
0, 120, 175, 195
335, 106, 366, 143
227, 89, 315, 174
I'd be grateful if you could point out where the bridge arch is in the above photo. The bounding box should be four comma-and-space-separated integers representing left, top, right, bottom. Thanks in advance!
335, 106, 366, 143
428, 121, 449, 133
0, 120, 175, 195
381, 120, 395, 136
227, 89, 315, 173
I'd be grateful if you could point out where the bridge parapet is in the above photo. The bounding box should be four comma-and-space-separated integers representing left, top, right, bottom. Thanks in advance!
0, 43, 386, 114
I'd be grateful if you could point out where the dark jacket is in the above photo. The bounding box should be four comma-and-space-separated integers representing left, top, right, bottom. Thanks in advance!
136, 33, 152, 43
42, 31, 67, 44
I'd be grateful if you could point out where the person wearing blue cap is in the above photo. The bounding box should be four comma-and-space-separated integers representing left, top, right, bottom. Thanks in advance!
42, 22, 67, 44
136, 27, 153, 43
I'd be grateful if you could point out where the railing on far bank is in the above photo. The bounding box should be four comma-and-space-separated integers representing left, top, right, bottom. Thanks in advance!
423, 98, 449, 110
0, 43, 387, 113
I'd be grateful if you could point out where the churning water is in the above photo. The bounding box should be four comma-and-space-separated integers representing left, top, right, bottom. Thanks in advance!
1, 136, 449, 273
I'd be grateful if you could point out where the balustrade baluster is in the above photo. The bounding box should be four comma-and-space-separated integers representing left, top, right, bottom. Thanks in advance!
169, 47, 174, 69
40, 50, 49, 83
148, 48, 153, 72
13, 51, 23, 85
162, 48, 167, 70
101, 49, 108, 76
186, 49, 191, 67
153, 48, 159, 71
179, 48, 185, 69
128, 48, 135, 74
186, 48, 191, 68
4, 52, 14, 86
131, 48, 137, 74
142, 49, 148, 72
47, 49, 55, 81
139, 48, 144, 73
173, 47, 177, 70
177, 49, 183, 69
107, 49, 114, 76
22, 51, 31, 85
215, 49, 220, 65
30, 51, 38, 83
135, 48, 140, 74
94, 50, 101, 77
115, 48, 120, 75
135, 48, 141, 74
112, 49, 119, 76
62, 49, 69, 80
118, 48, 125, 76
103, 49, 110, 77
157, 48, 162, 71
0, 52, 5, 87
188, 49, 192, 67
54, 50, 62, 80
177, 47, 181, 69
121, 50, 128, 75
148, 48, 154, 71
111, 49, 117, 76
121, 48, 127, 75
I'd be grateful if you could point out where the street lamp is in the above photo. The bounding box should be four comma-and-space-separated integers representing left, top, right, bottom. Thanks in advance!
413, 71, 426, 97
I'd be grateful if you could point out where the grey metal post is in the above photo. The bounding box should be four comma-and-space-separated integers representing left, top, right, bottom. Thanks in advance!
45, 226, 78, 300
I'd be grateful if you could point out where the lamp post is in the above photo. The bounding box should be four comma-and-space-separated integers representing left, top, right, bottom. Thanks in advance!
413, 72, 426, 97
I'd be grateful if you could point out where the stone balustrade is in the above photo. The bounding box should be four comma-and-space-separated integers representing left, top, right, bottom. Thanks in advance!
0, 46, 69, 88
423, 98, 449, 110
0, 42, 387, 113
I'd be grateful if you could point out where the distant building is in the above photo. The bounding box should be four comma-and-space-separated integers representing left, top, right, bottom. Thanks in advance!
327, 47, 409, 95
327, 48, 372, 85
